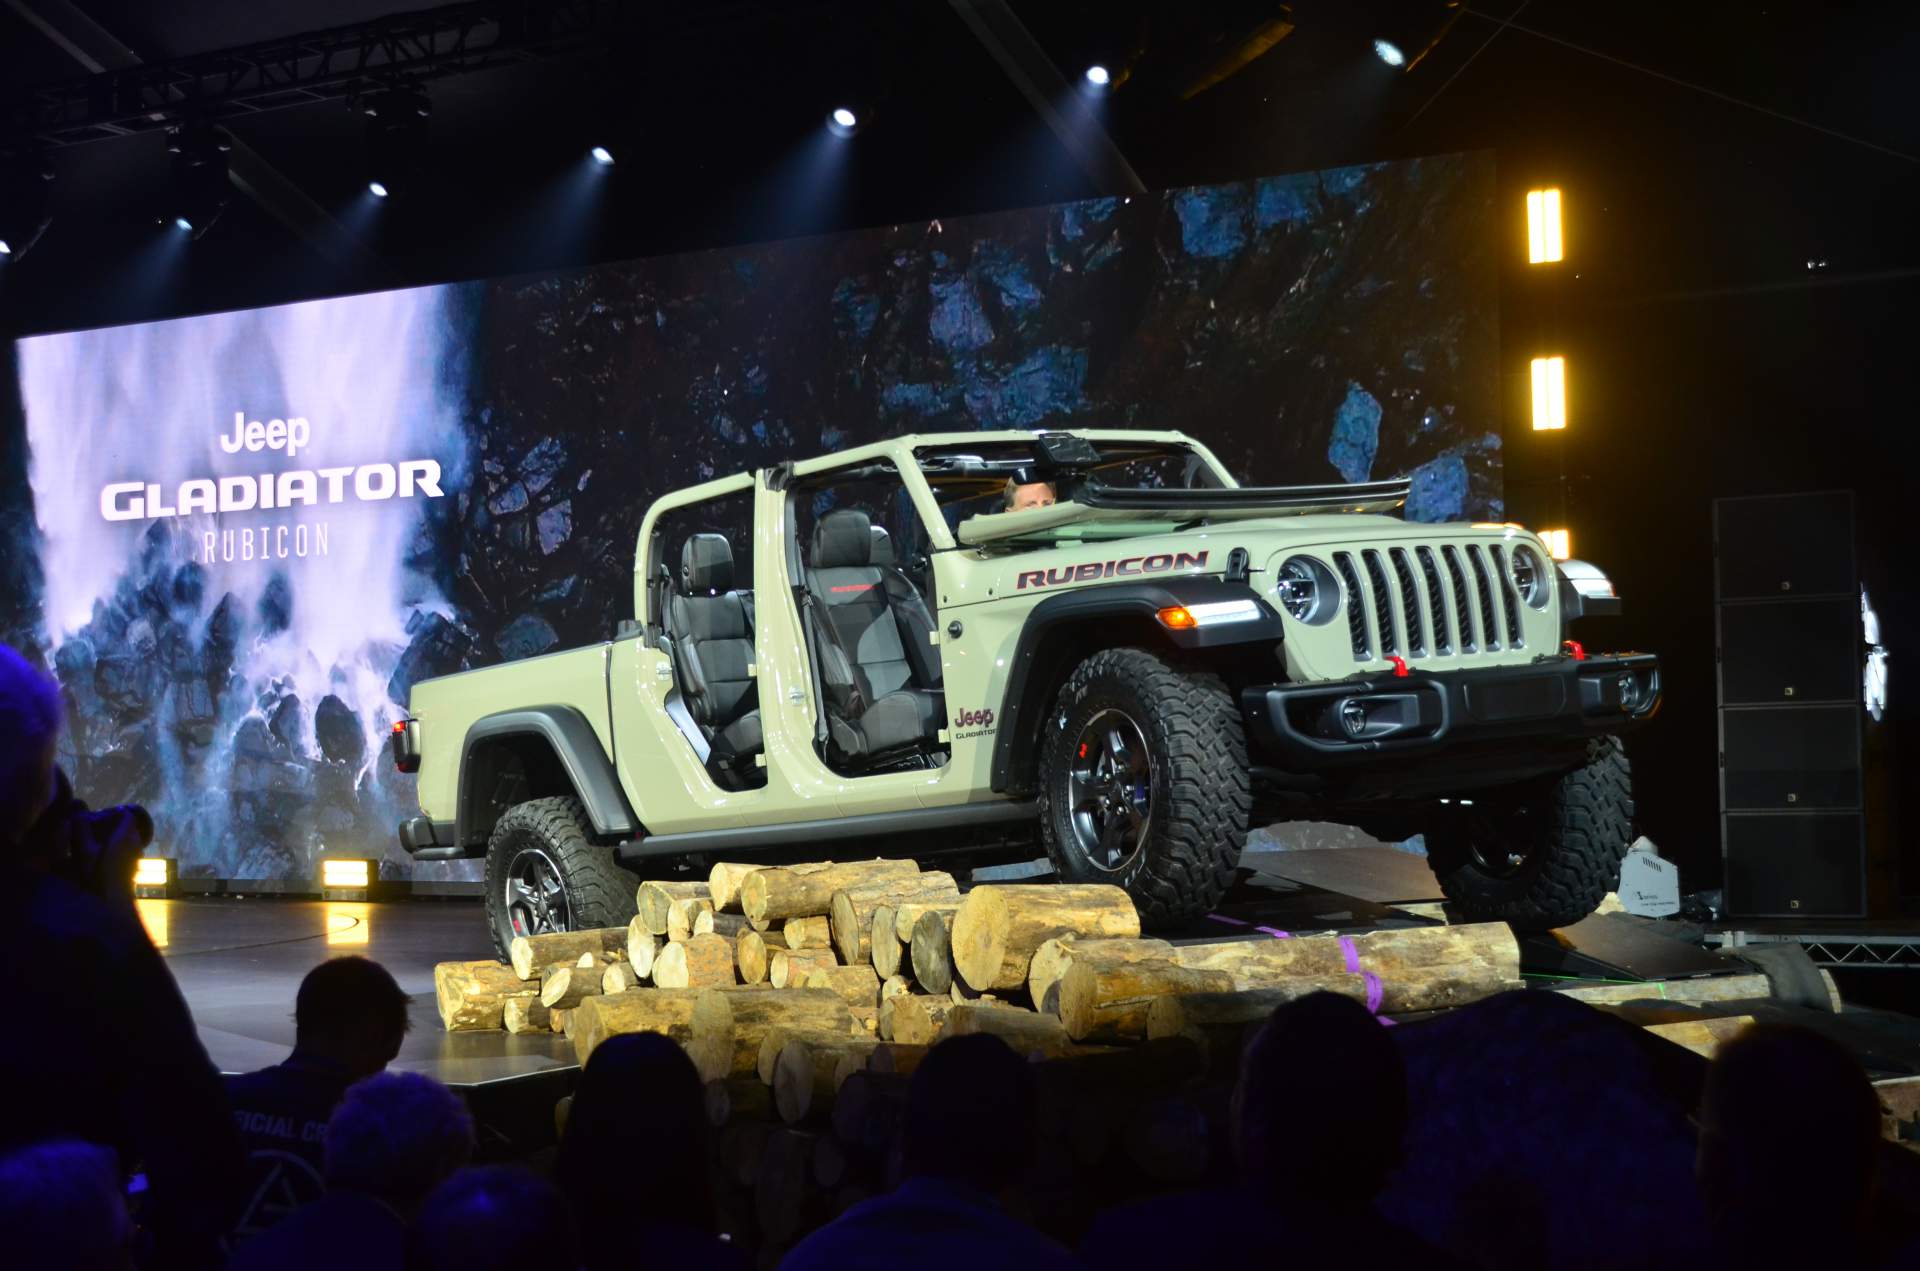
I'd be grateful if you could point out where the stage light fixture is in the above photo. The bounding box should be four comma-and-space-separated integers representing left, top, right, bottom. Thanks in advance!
1373, 39, 1407, 66
1530, 356, 1567, 431
368, 180, 389, 198
134, 856, 175, 898
827, 106, 863, 138
0, 241, 9, 255
0, 149, 55, 263
362, 86, 432, 198
319, 857, 374, 900
1538, 528, 1572, 561
1527, 188, 1563, 263
1371, 2, 1465, 73
173, 217, 193, 232
162, 121, 233, 240
1085, 64, 1112, 87
590, 145, 615, 165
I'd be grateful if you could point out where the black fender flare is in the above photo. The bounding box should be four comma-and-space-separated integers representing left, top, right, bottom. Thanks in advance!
455, 706, 638, 847
987, 578, 1282, 795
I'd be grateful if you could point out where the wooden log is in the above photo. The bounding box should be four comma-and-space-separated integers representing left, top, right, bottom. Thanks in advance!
950, 884, 1140, 993
1171, 922, 1522, 1012
881, 974, 911, 1004
758, 1026, 858, 1084
889, 996, 956, 1047
720, 1121, 772, 1189
539, 960, 608, 1009
813, 1133, 851, 1189
804, 964, 882, 1009
1553, 972, 1821, 1007
706, 1077, 775, 1127
848, 1005, 879, 1035
871, 904, 903, 980
754, 1129, 819, 1246
831, 1049, 867, 1094
909, 910, 955, 996
507, 929, 628, 981
625, 919, 658, 978
877, 995, 900, 1041
867, 1043, 929, 1077
568, 988, 704, 1065
829, 872, 961, 968
1146, 986, 1363, 1064
549, 1007, 572, 1035
1028, 937, 1176, 1016
636, 880, 710, 936
831, 1071, 910, 1151
603, 960, 650, 994
669, 897, 716, 943
894, 901, 961, 945
502, 996, 553, 1035
741, 860, 922, 930
687, 988, 854, 1084
708, 862, 761, 912
1645, 1014, 1757, 1059
770, 947, 839, 989
434, 960, 531, 1032
774, 1036, 879, 1124
943, 1002, 1081, 1058
1029, 1038, 1207, 1168
1056, 959, 1235, 1043
783, 915, 833, 951
702, 911, 752, 941
553, 1094, 572, 1140
738, 928, 786, 985
653, 932, 738, 990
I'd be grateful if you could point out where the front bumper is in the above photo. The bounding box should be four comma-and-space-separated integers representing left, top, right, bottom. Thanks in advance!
1242, 652, 1660, 768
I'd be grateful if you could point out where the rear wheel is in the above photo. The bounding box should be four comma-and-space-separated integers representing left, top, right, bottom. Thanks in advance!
483, 796, 639, 959
1423, 735, 1634, 931
1038, 648, 1249, 929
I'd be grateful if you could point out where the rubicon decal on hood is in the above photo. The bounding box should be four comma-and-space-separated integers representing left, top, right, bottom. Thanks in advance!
1015, 550, 1208, 590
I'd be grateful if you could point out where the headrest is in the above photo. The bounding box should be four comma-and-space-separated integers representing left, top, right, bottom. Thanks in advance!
868, 525, 895, 567
811, 510, 872, 569
681, 534, 734, 594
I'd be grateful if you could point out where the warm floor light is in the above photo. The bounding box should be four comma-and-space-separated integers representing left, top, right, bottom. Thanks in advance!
1531, 356, 1567, 431
1538, 528, 1572, 561
135, 857, 172, 888
137, 898, 169, 949
1527, 187, 1563, 263
320, 858, 372, 890
326, 902, 371, 946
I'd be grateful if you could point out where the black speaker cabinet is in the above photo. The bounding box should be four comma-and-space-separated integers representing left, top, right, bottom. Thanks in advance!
1714, 491, 1867, 918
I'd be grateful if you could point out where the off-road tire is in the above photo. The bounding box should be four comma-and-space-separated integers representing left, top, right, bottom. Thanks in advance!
1038, 647, 1250, 929
483, 796, 639, 959
1424, 735, 1634, 931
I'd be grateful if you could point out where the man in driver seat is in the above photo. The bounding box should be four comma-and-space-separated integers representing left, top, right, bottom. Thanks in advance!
1003, 478, 1057, 512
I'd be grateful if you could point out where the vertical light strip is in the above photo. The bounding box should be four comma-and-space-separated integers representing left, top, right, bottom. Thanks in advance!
1527, 187, 1563, 263
1531, 356, 1567, 430
1538, 528, 1572, 561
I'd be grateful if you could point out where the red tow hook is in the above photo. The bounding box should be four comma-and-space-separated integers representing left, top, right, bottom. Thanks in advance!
1563, 639, 1587, 661
1387, 655, 1409, 678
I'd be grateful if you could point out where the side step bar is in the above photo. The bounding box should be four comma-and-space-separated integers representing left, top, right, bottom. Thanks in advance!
616, 799, 1039, 864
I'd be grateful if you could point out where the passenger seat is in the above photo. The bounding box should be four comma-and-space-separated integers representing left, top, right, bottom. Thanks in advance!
667, 534, 762, 774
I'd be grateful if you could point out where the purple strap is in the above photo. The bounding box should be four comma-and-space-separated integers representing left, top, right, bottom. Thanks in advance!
1339, 936, 1386, 1016
1207, 914, 1293, 939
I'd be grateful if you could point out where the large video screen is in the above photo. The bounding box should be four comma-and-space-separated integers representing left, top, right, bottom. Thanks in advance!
0, 152, 1497, 882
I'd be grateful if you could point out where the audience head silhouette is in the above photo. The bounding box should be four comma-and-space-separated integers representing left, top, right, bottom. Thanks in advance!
902, 1033, 1036, 1193
1697, 1023, 1881, 1250
0, 1139, 132, 1271
557, 1032, 717, 1241
295, 955, 411, 1078
1234, 991, 1406, 1205
324, 1071, 474, 1215
407, 1166, 580, 1271
0, 642, 62, 848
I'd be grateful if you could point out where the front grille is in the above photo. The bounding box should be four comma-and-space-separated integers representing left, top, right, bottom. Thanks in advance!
1488, 544, 1525, 648
1361, 550, 1398, 657
1442, 545, 1476, 653
1389, 548, 1425, 657
1334, 552, 1369, 660
1465, 545, 1501, 652
1416, 546, 1451, 655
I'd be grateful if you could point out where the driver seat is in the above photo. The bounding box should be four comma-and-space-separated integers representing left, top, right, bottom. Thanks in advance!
804, 510, 944, 765
667, 534, 762, 772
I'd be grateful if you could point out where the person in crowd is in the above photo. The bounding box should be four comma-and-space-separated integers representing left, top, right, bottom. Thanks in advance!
554, 1032, 747, 1270
227, 1070, 474, 1271
1079, 991, 1464, 1267
405, 1165, 580, 1271
1003, 477, 1057, 512
0, 642, 246, 1270
226, 956, 414, 1237
0, 1138, 136, 1271
1696, 1022, 1887, 1265
780, 1033, 1078, 1271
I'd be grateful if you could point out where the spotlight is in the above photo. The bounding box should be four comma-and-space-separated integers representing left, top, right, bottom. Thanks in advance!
590, 145, 615, 165
0, 148, 56, 262
163, 121, 233, 239
134, 856, 176, 898
828, 106, 860, 137
368, 180, 389, 198
319, 856, 374, 900
1085, 64, 1112, 87
362, 86, 432, 199
1373, 39, 1407, 66
0, 241, 9, 255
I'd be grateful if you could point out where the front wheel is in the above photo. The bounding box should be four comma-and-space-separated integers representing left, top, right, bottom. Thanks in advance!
483, 796, 639, 959
1423, 736, 1635, 931
1037, 648, 1250, 929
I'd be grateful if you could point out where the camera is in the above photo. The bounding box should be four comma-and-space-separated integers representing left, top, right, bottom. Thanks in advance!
25, 768, 155, 898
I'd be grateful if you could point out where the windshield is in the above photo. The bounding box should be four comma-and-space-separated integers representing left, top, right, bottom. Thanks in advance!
915, 439, 1225, 543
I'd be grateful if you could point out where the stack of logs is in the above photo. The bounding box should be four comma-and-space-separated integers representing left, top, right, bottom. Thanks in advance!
434, 857, 1535, 1264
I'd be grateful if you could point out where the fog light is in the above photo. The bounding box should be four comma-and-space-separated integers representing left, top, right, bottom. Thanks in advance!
1617, 672, 1642, 712
1339, 699, 1368, 738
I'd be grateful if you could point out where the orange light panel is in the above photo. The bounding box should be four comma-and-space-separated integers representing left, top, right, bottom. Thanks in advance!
135, 857, 171, 888
320, 858, 371, 889
1531, 356, 1567, 431
1527, 188, 1563, 263
1538, 529, 1572, 561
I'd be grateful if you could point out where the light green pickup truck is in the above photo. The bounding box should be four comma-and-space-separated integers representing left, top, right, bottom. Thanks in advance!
392, 430, 1658, 954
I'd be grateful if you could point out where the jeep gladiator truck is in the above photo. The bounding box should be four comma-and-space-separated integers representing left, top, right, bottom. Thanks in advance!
392, 430, 1658, 955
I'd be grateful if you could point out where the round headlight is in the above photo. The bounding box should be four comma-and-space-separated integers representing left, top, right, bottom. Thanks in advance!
1511, 544, 1550, 609
1274, 555, 1339, 625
